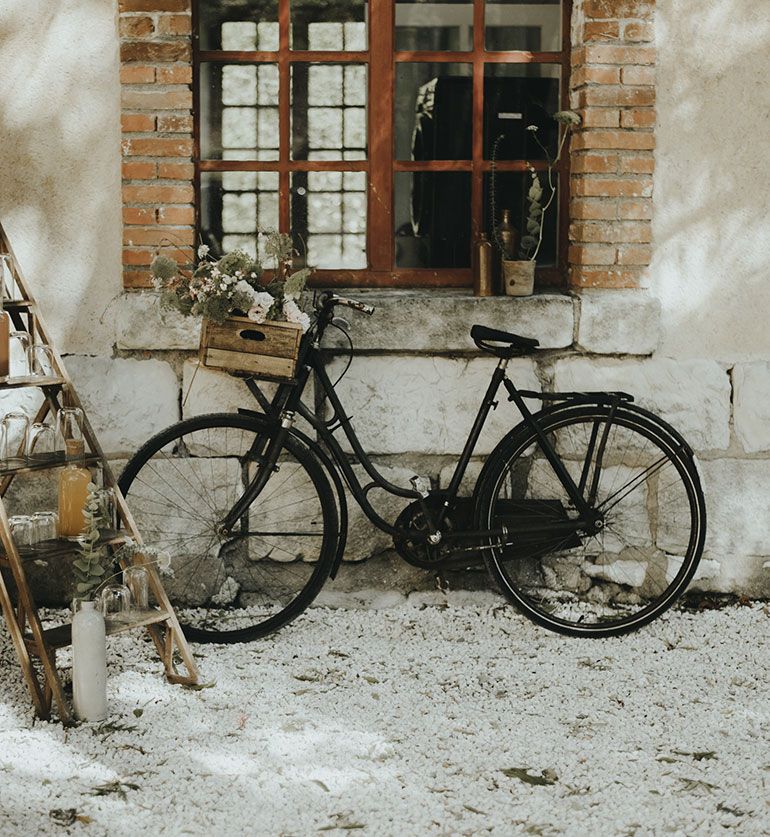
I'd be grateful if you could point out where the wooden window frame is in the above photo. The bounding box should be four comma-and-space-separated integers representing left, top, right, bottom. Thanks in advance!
193, 0, 572, 289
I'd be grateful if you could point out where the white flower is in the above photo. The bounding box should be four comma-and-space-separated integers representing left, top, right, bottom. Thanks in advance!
526, 124, 539, 132
234, 279, 258, 300
247, 291, 275, 323
197, 244, 210, 259
283, 298, 311, 333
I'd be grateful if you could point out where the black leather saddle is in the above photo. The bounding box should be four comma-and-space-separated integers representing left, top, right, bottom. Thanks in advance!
470, 324, 540, 357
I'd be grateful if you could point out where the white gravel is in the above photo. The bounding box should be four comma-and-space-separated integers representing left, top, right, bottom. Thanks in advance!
0, 593, 768, 836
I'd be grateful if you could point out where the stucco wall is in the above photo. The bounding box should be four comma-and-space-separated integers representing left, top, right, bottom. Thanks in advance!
0, 0, 122, 355
654, 0, 770, 360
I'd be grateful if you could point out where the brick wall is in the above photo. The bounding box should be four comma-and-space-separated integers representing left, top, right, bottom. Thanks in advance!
118, 0, 656, 291
119, 0, 195, 288
569, 0, 655, 289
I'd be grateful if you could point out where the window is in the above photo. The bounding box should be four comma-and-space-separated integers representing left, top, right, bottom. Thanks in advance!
194, 0, 570, 287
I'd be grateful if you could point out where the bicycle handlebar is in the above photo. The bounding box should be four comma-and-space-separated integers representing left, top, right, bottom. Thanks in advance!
318, 292, 375, 316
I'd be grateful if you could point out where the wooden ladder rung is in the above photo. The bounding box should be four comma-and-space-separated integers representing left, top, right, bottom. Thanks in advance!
4, 300, 34, 310
24, 608, 174, 652
1, 530, 132, 565
0, 376, 65, 390
0, 453, 101, 479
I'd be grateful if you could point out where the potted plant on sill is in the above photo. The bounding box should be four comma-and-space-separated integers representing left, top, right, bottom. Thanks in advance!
493, 110, 581, 297
151, 233, 312, 381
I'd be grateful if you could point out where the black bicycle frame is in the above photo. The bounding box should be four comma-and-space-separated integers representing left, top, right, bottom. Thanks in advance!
220, 307, 611, 541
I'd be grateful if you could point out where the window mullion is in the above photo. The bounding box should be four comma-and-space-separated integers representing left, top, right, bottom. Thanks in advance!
367, 0, 394, 272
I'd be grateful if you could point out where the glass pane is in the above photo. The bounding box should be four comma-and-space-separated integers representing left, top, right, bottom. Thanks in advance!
394, 172, 471, 268
198, 0, 279, 51
292, 64, 367, 160
484, 171, 559, 266
291, 172, 367, 269
395, 1, 474, 51
395, 63, 472, 160
200, 63, 279, 160
483, 64, 560, 160
199, 171, 280, 259
291, 0, 367, 50
486, 0, 562, 52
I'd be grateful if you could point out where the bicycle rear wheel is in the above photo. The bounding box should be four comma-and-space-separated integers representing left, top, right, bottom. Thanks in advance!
118, 412, 338, 643
475, 403, 706, 637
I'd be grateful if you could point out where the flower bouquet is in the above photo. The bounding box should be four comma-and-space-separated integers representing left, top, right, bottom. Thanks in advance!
151, 232, 312, 381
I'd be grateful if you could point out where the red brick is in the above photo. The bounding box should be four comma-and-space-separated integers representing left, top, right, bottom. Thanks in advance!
579, 108, 621, 128
123, 268, 154, 288
582, 45, 656, 65
570, 198, 617, 220
124, 226, 196, 246
123, 183, 194, 203
156, 66, 192, 84
119, 16, 154, 37
578, 86, 655, 108
618, 198, 653, 219
123, 207, 157, 225
120, 65, 155, 84
157, 206, 195, 224
572, 66, 621, 87
623, 22, 654, 43
158, 162, 195, 179
122, 137, 193, 157
622, 65, 655, 86
569, 244, 617, 265
119, 0, 190, 11
619, 154, 654, 174
120, 41, 191, 63
122, 161, 157, 180
157, 114, 193, 133
573, 176, 653, 198
571, 220, 651, 243
122, 88, 192, 110
571, 152, 619, 174
616, 244, 652, 265
569, 267, 642, 289
122, 248, 156, 266
157, 13, 192, 35
572, 130, 655, 151
583, 21, 620, 42
121, 113, 156, 133
620, 108, 656, 128
583, 1, 655, 20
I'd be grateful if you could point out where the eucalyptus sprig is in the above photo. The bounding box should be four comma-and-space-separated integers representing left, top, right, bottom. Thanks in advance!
72, 483, 110, 600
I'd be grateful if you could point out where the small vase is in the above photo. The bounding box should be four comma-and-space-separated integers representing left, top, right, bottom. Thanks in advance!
501, 260, 536, 297
72, 599, 108, 722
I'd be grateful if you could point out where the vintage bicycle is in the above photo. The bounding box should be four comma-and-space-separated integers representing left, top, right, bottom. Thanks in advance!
118, 292, 706, 643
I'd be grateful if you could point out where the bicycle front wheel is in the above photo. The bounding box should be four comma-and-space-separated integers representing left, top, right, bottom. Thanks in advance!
118, 412, 338, 643
475, 403, 706, 637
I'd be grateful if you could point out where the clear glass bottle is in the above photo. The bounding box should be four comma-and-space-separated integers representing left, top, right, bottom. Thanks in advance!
71, 599, 108, 721
0, 256, 10, 379
58, 439, 92, 538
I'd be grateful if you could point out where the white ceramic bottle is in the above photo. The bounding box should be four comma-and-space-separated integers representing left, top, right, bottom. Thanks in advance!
72, 600, 108, 721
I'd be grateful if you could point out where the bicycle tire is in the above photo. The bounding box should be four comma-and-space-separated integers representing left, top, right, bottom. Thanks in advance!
118, 412, 338, 643
474, 402, 706, 637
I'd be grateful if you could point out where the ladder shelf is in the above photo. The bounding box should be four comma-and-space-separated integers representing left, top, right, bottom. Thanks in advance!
0, 222, 201, 723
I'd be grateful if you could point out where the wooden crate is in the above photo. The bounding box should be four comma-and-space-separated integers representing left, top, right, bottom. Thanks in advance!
199, 316, 303, 381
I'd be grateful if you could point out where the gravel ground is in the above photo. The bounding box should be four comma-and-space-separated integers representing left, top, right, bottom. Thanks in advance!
0, 593, 768, 836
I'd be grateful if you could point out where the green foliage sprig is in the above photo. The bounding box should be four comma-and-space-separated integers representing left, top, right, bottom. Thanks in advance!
151, 231, 312, 329
72, 483, 109, 600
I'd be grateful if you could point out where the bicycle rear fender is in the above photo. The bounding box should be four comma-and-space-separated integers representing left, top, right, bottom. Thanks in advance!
470, 397, 698, 510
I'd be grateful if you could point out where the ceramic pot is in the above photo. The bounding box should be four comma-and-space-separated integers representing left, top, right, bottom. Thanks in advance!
72, 599, 107, 721
501, 260, 536, 297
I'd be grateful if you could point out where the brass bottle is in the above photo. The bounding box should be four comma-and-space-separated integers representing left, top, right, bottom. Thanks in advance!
473, 234, 494, 297
497, 209, 520, 261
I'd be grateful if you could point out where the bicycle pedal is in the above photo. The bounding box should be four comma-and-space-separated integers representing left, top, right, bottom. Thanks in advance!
410, 475, 431, 498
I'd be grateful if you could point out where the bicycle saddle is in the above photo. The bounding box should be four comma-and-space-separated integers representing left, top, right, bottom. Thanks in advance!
470, 324, 540, 357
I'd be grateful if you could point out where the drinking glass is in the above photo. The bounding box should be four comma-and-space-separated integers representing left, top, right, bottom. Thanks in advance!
55, 407, 85, 458
9, 332, 31, 378
28, 343, 56, 378
99, 584, 131, 623
26, 422, 58, 461
0, 410, 30, 467
9, 515, 36, 548
31, 511, 58, 545
123, 565, 149, 610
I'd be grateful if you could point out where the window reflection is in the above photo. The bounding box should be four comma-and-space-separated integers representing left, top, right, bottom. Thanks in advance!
291, 0, 367, 50
395, 172, 471, 268
486, 0, 562, 52
198, 0, 279, 51
395, 1, 474, 51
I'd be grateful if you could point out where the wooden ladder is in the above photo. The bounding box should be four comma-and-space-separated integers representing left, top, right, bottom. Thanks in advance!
0, 222, 200, 723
